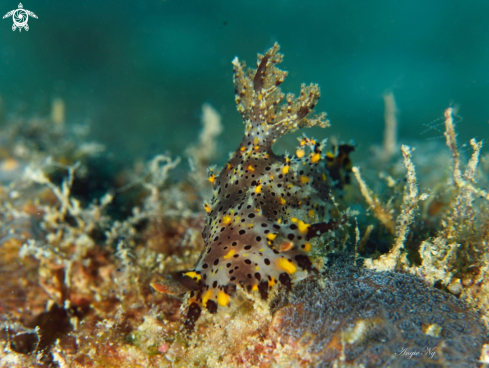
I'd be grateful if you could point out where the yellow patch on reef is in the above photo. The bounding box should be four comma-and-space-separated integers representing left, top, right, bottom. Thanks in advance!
304, 242, 311, 252
217, 291, 230, 306
184, 271, 201, 282
202, 290, 213, 307
278, 258, 297, 274
300, 176, 310, 184
298, 220, 310, 234
223, 249, 236, 259
311, 153, 321, 163
208, 174, 216, 184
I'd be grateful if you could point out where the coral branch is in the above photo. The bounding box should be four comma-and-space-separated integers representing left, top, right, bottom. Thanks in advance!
352, 166, 395, 233
382, 91, 398, 161
364, 145, 420, 271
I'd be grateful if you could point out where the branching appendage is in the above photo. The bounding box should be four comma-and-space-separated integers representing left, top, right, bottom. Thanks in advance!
352, 166, 395, 234
364, 145, 422, 271
232, 42, 329, 151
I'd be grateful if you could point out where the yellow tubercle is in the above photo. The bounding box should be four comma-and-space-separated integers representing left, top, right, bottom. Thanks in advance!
269, 278, 276, 287
223, 249, 236, 259
222, 215, 232, 224
308, 209, 315, 218
282, 165, 290, 174
217, 291, 230, 306
296, 149, 305, 158
184, 271, 201, 282
252, 284, 258, 291
311, 153, 321, 163
304, 242, 311, 252
266, 233, 277, 241
204, 203, 212, 213
298, 220, 310, 234
280, 197, 286, 205
202, 289, 213, 307
208, 174, 216, 184
278, 258, 297, 274
255, 184, 262, 194
300, 176, 310, 184
240, 146, 246, 151
248, 165, 255, 171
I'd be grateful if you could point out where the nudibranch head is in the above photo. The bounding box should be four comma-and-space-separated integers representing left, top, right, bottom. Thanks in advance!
183, 43, 352, 332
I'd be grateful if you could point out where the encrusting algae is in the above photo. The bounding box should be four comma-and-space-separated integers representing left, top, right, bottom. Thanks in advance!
0, 43, 488, 368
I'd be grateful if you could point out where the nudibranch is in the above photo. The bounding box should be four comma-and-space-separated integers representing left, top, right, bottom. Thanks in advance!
183, 43, 353, 331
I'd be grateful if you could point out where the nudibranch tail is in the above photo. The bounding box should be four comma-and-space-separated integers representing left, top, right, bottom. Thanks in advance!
183, 43, 353, 333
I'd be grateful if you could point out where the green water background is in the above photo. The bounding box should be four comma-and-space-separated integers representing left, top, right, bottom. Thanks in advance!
1, 0, 488, 167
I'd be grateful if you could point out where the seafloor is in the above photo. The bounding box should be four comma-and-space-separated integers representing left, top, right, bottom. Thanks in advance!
1, 48, 489, 368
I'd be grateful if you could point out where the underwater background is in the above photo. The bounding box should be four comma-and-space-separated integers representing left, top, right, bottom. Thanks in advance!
1, 1, 489, 367
1, 0, 488, 165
